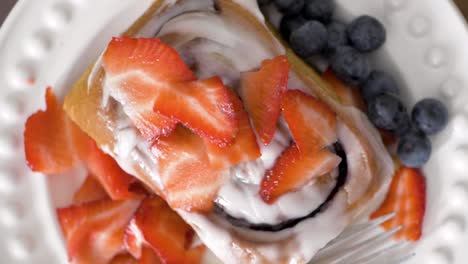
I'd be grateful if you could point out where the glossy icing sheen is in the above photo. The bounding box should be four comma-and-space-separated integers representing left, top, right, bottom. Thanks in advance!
88, 1, 394, 263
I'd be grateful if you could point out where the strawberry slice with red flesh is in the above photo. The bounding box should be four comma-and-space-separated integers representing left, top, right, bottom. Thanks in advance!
110, 254, 139, 264
152, 125, 225, 212
57, 199, 142, 264
139, 247, 163, 264
124, 223, 170, 264
102, 37, 237, 145
73, 174, 109, 204
124, 197, 205, 264
205, 89, 261, 169
152, 77, 238, 146
85, 140, 139, 200
102, 37, 196, 141
110, 249, 161, 264
259, 144, 342, 203
282, 90, 337, 153
240, 55, 290, 145
371, 167, 426, 242
24, 87, 83, 174
322, 69, 366, 111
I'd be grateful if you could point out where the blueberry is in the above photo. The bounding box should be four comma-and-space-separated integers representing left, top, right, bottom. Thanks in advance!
347, 15, 386, 52
290, 21, 328, 58
361, 71, 399, 101
412, 98, 449, 135
397, 132, 432, 168
274, 0, 305, 15
302, 0, 334, 24
280, 15, 307, 40
325, 22, 348, 56
258, 0, 272, 6
367, 93, 411, 135
330, 46, 370, 86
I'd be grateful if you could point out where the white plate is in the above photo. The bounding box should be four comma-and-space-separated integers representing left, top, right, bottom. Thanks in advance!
0, 0, 468, 263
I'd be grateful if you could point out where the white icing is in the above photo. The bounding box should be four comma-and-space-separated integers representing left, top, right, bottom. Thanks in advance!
137, 0, 215, 38
158, 11, 282, 73
216, 172, 336, 225
257, 124, 291, 170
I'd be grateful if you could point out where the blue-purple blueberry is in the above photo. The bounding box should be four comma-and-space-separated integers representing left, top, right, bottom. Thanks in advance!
280, 15, 307, 40
367, 93, 411, 135
326, 22, 348, 56
274, 0, 305, 15
302, 0, 334, 24
347, 15, 386, 52
412, 98, 449, 135
331, 46, 371, 86
361, 71, 399, 101
397, 131, 432, 168
290, 20, 328, 57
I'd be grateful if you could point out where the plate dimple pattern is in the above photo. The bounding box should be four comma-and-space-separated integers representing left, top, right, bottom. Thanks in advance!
0, 1, 79, 263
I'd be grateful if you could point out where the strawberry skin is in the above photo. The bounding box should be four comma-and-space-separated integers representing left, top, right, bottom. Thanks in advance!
371, 167, 426, 242
57, 199, 142, 264
205, 89, 261, 170
110, 254, 139, 264
73, 174, 109, 204
102, 37, 196, 141
152, 77, 238, 146
240, 55, 290, 145
152, 126, 226, 212
124, 197, 205, 264
282, 89, 337, 153
139, 247, 163, 264
85, 140, 139, 200
24, 87, 83, 174
259, 144, 341, 203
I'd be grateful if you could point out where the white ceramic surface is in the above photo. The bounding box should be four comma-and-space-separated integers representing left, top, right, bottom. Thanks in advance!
0, 0, 467, 263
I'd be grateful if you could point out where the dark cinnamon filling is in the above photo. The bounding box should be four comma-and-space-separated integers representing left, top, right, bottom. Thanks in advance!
214, 143, 348, 232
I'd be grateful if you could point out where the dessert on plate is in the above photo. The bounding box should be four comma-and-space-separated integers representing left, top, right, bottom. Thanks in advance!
23, 0, 443, 263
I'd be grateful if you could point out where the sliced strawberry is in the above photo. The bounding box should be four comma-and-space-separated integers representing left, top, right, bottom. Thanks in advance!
110, 254, 139, 264
133, 111, 178, 143
24, 87, 81, 174
103, 37, 196, 81
124, 224, 165, 264
124, 217, 145, 259
152, 77, 238, 146
109, 249, 161, 264
371, 167, 426, 242
125, 197, 205, 264
102, 37, 237, 144
323, 69, 366, 111
240, 55, 290, 145
84, 141, 139, 200
73, 174, 109, 204
102, 37, 196, 141
152, 126, 225, 212
205, 89, 261, 169
57, 199, 142, 264
139, 247, 163, 264
259, 144, 341, 203
282, 90, 337, 153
